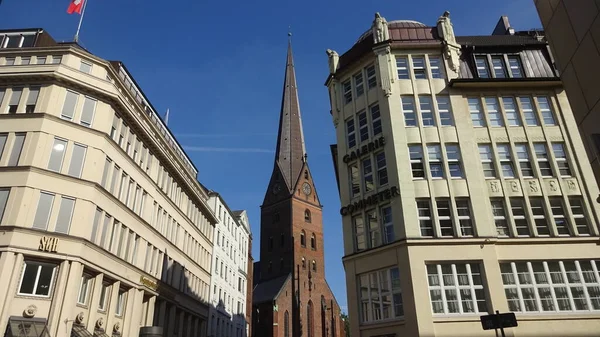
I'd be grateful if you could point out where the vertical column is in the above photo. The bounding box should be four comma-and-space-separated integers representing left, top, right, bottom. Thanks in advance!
86, 274, 105, 330
145, 295, 156, 326
126, 288, 145, 337
176, 310, 184, 337
0, 253, 22, 333
105, 280, 121, 336
157, 300, 167, 328
54, 261, 83, 337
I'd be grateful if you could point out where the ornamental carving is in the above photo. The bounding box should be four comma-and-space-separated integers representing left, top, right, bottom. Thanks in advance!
75, 312, 85, 324
489, 181, 500, 193
23, 305, 37, 318
510, 181, 519, 192
549, 180, 558, 192
372, 13, 390, 43
96, 318, 104, 329
113, 322, 121, 333
528, 180, 539, 193
567, 179, 577, 191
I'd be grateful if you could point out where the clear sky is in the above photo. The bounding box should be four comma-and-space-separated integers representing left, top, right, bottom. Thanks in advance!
1, 0, 542, 314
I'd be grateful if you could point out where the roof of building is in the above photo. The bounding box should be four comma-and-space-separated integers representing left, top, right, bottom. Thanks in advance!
457, 34, 546, 47
252, 273, 291, 305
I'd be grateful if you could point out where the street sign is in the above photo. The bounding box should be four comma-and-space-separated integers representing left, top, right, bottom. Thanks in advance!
480, 312, 517, 330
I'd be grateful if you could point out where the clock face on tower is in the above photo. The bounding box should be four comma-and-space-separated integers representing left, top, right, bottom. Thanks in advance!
302, 182, 312, 196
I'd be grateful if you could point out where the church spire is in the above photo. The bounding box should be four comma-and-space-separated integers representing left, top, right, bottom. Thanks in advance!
274, 36, 307, 191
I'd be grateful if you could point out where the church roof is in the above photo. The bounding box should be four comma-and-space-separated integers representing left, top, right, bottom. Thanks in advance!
274, 39, 307, 192
253, 273, 290, 305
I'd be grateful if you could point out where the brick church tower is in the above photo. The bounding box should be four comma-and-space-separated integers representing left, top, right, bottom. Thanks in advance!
252, 39, 345, 337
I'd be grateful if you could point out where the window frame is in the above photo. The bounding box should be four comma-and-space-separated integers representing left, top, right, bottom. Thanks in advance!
17, 261, 57, 297
427, 263, 488, 315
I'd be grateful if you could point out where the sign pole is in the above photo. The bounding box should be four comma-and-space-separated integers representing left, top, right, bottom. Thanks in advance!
497, 311, 506, 337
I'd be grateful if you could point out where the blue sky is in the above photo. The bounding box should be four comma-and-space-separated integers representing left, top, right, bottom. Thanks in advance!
1, 0, 542, 313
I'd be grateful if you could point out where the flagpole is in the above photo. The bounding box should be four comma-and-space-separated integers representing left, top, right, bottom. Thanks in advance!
74, 0, 89, 43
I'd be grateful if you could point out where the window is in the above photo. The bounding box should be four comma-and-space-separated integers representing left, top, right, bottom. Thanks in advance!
354, 72, 364, 97
33, 192, 54, 230
346, 119, 356, 148
436, 199, 453, 237
98, 283, 110, 310
343, 80, 352, 104
358, 267, 403, 323
18, 261, 56, 297
417, 200, 433, 237
500, 260, 600, 313
62, 91, 78, 120
515, 144, 534, 177
427, 263, 487, 314
409, 145, 424, 179
569, 197, 590, 235
25, 86, 40, 113
52, 55, 62, 64
549, 198, 570, 236
534, 143, 553, 177
5, 57, 15, 66
358, 111, 369, 142
284, 311, 290, 337
485, 97, 503, 127
380, 206, 394, 244
445, 144, 463, 178
552, 143, 571, 176
0, 189, 9, 224
55, 197, 75, 234
412, 56, 426, 79
115, 289, 126, 316
537, 97, 556, 125
366, 65, 377, 89
468, 98, 485, 127
376, 152, 388, 185
68, 143, 86, 178
456, 199, 473, 236
77, 275, 92, 305
36, 56, 46, 64
305, 209, 311, 223
478, 145, 496, 178
427, 145, 443, 179
354, 216, 365, 251
491, 56, 507, 78
7, 133, 25, 166
519, 97, 538, 126
79, 61, 92, 74
371, 105, 382, 136
366, 209, 380, 248
419, 96, 435, 127
8, 87, 22, 113
511, 198, 531, 236
497, 144, 515, 178
80, 97, 96, 127
502, 97, 521, 126
0, 89, 4, 109
429, 56, 443, 79
475, 56, 489, 78
302, 257, 307, 269
349, 162, 360, 197
21, 57, 30, 65
491, 199, 509, 236
530, 198, 550, 236
307, 301, 314, 337
362, 157, 374, 192
312, 260, 316, 272
401, 96, 416, 127
300, 231, 306, 247
48, 138, 67, 172
436, 96, 453, 126
396, 56, 409, 79
310, 233, 316, 249
508, 56, 523, 78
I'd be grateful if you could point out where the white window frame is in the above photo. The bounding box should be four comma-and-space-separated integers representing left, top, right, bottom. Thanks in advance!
479, 145, 496, 178
376, 151, 388, 186
17, 261, 57, 297
412, 56, 426, 79
491, 56, 507, 78
496, 144, 515, 178
510, 198, 531, 237
419, 96, 435, 127
468, 97, 486, 127
491, 199, 509, 237
353, 72, 364, 97
552, 143, 571, 177
436, 199, 454, 237
358, 111, 369, 143
427, 145, 444, 179
429, 56, 443, 79
417, 200, 433, 237
427, 263, 487, 315
549, 197, 571, 236
445, 144, 463, 178
346, 119, 356, 148
485, 97, 503, 127
508, 55, 523, 78
409, 145, 425, 179
537, 96, 556, 125
77, 274, 92, 305
530, 198, 550, 236
396, 56, 409, 79
456, 199, 474, 237
366, 65, 377, 89
358, 267, 403, 323
401, 96, 417, 127
475, 56, 489, 78
519, 96, 538, 126
362, 157, 374, 193
371, 105, 382, 136
436, 96, 453, 126
115, 289, 126, 316
502, 97, 521, 126
534, 143, 553, 177
515, 143, 534, 178
569, 197, 590, 235
342, 80, 352, 104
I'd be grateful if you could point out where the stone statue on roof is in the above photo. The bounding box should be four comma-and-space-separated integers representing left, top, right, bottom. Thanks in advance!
373, 12, 390, 44
326, 49, 339, 74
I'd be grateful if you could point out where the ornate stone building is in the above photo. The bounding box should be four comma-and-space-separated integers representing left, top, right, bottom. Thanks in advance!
252, 41, 345, 337
327, 12, 600, 337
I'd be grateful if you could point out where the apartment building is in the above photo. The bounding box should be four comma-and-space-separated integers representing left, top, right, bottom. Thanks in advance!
207, 193, 251, 337
0, 29, 217, 337
326, 12, 600, 337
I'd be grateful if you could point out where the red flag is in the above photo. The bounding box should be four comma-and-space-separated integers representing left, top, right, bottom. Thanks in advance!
67, 0, 84, 14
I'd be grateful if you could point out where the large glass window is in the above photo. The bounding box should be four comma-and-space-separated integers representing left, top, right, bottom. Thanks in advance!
409, 145, 424, 179
33, 192, 54, 230
469, 98, 485, 127
479, 145, 496, 178
7, 133, 25, 166
18, 261, 56, 297
427, 263, 487, 314
48, 138, 67, 172
67, 143, 86, 178
419, 96, 435, 127
61, 91, 78, 120
486, 97, 503, 127
401, 96, 416, 127
359, 267, 403, 323
412, 56, 426, 79
519, 97, 538, 126
436, 96, 453, 126
396, 56, 409, 79
537, 96, 556, 125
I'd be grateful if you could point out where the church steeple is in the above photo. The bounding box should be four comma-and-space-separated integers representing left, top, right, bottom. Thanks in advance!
274, 37, 307, 192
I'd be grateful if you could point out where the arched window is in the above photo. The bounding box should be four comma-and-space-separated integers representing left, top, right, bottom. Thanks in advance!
300, 230, 306, 247
304, 209, 311, 222
273, 211, 280, 223
304, 170, 309, 179
310, 233, 316, 250
312, 260, 317, 272
302, 257, 306, 269
307, 300, 314, 337
284, 311, 290, 337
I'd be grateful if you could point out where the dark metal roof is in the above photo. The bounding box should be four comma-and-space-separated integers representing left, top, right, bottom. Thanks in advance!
457, 34, 546, 47
252, 273, 290, 304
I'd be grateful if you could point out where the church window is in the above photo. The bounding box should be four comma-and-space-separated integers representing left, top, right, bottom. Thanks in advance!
305, 209, 311, 223
273, 211, 280, 223
302, 257, 306, 269
268, 261, 272, 273
307, 300, 314, 337
304, 170, 308, 179
300, 231, 306, 247
312, 260, 317, 272
280, 258, 284, 270
310, 233, 316, 250
284, 311, 290, 337
280, 233, 285, 247
268, 236, 273, 252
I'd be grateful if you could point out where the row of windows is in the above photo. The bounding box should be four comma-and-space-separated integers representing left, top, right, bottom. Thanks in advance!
1, 55, 62, 66
402, 95, 453, 127
348, 152, 388, 197
346, 104, 382, 148
214, 257, 245, 294
0, 86, 40, 114
353, 205, 394, 251
77, 273, 127, 315
266, 258, 319, 274
0, 33, 36, 48
162, 256, 209, 303
0, 132, 26, 168
216, 229, 246, 268
396, 54, 444, 80
359, 259, 600, 324
417, 198, 473, 238
101, 157, 148, 218
475, 54, 524, 79
213, 284, 246, 316
468, 95, 556, 127
342, 64, 377, 104
409, 143, 463, 179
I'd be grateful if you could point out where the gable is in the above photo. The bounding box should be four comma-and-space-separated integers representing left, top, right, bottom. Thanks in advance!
291, 162, 321, 207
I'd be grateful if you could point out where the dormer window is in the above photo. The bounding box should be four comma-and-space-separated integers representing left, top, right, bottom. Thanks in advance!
491, 56, 507, 78
0, 33, 36, 49
475, 54, 525, 79
507, 56, 523, 78
475, 56, 489, 78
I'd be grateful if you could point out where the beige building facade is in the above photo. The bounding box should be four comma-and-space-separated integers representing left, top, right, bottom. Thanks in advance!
326, 12, 600, 337
534, 0, 600, 187
0, 29, 217, 337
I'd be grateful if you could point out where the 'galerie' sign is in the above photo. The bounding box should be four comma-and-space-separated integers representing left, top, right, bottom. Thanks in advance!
340, 186, 400, 215
343, 137, 385, 163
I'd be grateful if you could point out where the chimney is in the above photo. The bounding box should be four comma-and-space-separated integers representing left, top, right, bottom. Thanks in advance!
492, 16, 514, 35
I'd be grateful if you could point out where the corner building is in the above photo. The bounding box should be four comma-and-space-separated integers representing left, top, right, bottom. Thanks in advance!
206, 192, 251, 337
0, 29, 217, 337
326, 13, 600, 337
252, 42, 345, 337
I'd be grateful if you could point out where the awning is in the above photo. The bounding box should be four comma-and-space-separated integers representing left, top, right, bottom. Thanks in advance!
93, 331, 110, 337
5, 318, 50, 337
71, 325, 93, 337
